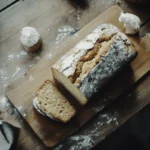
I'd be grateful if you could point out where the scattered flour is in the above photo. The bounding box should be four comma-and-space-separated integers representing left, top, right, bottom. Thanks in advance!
8, 54, 15, 61
12, 67, 21, 78
92, 105, 105, 113
28, 75, 34, 81
23, 113, 27, 117
53, 144, 63, 150
55, 26, 79, 45
54, 111, 119, 150
0, 69, 9, 88
101, 0, 116, 5
69, 135, 94, 150
17, 106, 23, 111
47, 25, 79, 60
0, 97, 8, 109
47, 53, 52, 59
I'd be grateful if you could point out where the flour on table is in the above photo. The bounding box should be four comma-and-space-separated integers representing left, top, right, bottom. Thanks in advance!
1, 43, 40, 112
55, 26, 79, 45
0, 96, 8, 109
28, 75, 34, 81
47, 25, 79, 60
8, 54, 15, 61
23, 114, 27, 117
17, 106, 23, 111
12, 67, 21, 78
0, 69, 9, 88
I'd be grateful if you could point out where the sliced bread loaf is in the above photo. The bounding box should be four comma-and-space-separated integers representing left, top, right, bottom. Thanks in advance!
33, 80, 76, 123
52, 24, 138, 105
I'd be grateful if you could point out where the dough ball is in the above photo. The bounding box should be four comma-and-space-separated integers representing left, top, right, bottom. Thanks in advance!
20, 27, 42, 52
119, 12, 141, 35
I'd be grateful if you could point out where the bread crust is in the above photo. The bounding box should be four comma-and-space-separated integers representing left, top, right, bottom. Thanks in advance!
52, 24, 138, 102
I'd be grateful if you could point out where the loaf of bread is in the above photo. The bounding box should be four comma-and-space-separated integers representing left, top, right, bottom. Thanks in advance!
52, 24, 138, 105
33, 80, 76, 123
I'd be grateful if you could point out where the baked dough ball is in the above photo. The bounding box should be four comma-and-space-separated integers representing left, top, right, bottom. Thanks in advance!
20, 27, 42, 52
119, 12, 141, 35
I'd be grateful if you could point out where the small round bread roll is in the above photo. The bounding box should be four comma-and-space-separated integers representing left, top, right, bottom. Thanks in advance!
119, 12, 141, 35
20, 27, 42, 52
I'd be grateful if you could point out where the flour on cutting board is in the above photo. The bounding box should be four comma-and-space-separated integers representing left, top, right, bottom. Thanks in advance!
54, 111, 119, 150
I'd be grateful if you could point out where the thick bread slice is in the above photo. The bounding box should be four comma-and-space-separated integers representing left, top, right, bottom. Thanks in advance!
33, 80, 76, 123
52, 24, 138, 105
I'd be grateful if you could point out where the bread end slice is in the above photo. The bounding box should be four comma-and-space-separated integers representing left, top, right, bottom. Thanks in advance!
33, 80, 76, 123
52, 68, 88, 105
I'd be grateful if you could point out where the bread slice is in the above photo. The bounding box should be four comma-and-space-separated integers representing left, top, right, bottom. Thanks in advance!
52, 24, 138, 105
33, 80, 76, 123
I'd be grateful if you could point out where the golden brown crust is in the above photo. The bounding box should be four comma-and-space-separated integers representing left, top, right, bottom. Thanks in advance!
71, 33, 116, 85
23, 39, 42, 52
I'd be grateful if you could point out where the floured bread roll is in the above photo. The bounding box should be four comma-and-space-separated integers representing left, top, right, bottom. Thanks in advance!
20, 27, 42, 52
33, 80, 76, 123
119, 12, 141, 35
52, 24, 138, 105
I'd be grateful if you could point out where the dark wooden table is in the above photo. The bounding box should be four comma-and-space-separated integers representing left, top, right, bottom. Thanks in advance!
0, 0, 150, 150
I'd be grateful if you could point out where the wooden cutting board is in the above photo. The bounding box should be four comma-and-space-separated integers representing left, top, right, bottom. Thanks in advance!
6, 6, 150, 148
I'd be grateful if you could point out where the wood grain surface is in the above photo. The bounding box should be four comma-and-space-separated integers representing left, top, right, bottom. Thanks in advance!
0, 0, 150, 150
6, 5, 150, 148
